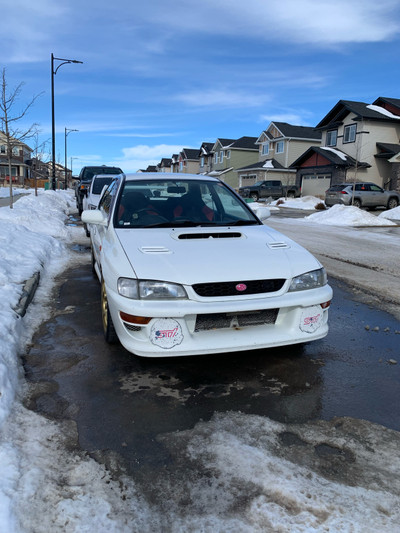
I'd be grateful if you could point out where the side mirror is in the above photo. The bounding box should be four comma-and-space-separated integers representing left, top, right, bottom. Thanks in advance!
81, 210, 108, 226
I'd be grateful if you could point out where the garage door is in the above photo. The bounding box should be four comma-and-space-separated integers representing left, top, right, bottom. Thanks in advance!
301, 174, 331, 197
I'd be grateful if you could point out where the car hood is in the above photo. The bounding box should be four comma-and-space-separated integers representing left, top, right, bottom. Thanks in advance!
115, 225, 321, 285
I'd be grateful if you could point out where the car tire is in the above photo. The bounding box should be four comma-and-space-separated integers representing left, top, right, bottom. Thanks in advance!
250, 193, 259, 201
101, 279, 119, 344
387, 197, 399, 210
353, 199, 361, 208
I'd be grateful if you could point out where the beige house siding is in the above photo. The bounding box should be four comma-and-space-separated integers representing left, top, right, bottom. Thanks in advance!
321, 112, 400, 186
213, 148, 258, 188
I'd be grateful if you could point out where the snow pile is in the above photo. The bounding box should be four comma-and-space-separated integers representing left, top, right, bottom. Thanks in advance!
305, 204, 396, 226
158, 412, 400, 532
379, 205, 400, 221
273, 195, 325, 210
0, 191, 78, 429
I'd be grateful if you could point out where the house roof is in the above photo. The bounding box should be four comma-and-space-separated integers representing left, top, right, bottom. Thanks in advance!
315, 100, 400, 129
214, 138, 236, 149
290, 146, 370, 169
181, 148, 200, 160
198, 142, 214, 156
266, 122, 321, 141
237, 159, 286, 172
160, 158, 172, 167
375, 143, 400, 159
373, 97, 400, 111
230, 136, 258, 150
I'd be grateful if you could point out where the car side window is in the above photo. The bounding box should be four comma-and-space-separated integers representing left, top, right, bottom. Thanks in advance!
370, 185, 383, 192
99, 180, 119, 216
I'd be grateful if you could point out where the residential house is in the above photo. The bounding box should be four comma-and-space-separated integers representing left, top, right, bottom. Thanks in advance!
178, 148, 200, 174
291, 99, 400, 196
237, 122, 321, 190
159, 158, 172, 173
198, 142, 214, 174
0, 132, 33, 185
209, 136, 259, 189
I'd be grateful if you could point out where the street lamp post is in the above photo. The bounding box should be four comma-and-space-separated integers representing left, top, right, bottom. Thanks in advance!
64, 127, 78, 190
51, 53, 83, 191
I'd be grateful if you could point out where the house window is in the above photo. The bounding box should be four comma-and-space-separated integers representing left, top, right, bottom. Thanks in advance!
200, 156, 204, 167
275, 141, 284, 154
262, 143, 269, 155
326, 130, 337, 147
343, 124, 356, 143
226, 150, 231, 159
12, 146, 19, 156
219, 151, 224, 163
214, 152, 219, 164
0, 145, 5, 154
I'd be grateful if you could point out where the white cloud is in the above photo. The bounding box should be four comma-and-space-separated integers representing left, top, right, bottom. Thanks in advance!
113, 144, 187, 173
176, 89, 270, 108
149, 0, 400, 46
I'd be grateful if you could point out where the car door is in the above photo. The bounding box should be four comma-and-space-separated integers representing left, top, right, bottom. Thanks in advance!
91, 180, 120, 265
354, 183, 371, 206
369, 184, 385, 207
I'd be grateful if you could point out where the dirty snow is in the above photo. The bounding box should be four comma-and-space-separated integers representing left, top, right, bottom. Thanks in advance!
1, 188, 400, 532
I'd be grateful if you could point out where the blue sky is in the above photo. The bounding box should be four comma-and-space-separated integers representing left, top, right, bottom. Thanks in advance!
2, 0, 400, 174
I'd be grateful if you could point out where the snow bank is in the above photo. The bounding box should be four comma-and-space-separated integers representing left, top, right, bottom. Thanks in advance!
305, 204, 396, 226
378, 205, 400, 221
272, 196, 325, 210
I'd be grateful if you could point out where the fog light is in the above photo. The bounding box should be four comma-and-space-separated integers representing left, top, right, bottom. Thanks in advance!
119, 312, 152, 324
320, 301, 331, 309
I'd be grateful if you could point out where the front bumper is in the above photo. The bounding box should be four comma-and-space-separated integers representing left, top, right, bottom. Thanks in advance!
107, 284, 333, 357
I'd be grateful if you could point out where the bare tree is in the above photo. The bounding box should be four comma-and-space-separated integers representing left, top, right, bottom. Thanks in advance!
0, 67, 43, 208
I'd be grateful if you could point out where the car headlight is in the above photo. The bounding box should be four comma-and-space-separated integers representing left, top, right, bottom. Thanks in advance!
117, 278, 188, 300
288, 268, 327, 292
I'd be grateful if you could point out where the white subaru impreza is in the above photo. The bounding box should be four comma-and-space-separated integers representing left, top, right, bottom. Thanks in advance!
82, 173, 332, 357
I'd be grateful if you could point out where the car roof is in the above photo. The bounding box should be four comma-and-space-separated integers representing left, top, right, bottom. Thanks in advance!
124, 172, 220, 183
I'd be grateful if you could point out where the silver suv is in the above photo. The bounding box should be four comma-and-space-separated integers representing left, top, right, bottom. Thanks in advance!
325, 182, 400, 210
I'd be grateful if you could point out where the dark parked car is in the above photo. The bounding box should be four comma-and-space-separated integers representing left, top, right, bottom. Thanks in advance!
325, 182, 400, 210
75, 165, 123, 214
238, 180, 300, 202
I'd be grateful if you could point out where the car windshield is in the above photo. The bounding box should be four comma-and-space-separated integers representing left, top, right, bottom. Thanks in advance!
328, 185, 348, 192
114, 179, 260, 229
92, 177, 116, 194
82, 167, 122, 180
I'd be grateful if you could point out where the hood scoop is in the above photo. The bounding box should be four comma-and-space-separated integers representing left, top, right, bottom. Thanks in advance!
139, 246, 172, 254
267, 241, 290, 250
178, 232, 242, 240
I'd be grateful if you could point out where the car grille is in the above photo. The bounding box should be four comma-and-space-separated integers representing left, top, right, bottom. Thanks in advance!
192, 279, 285, 297
195, 309, 278, 332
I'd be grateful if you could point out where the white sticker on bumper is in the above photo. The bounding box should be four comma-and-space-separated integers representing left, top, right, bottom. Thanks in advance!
299, 306, 322, 334
150, 319, 184, 349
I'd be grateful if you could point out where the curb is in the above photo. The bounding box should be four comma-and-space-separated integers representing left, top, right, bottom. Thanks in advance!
14, 272, 41, 317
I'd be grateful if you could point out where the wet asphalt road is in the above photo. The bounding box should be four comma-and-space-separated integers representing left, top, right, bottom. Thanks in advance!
23, 253, 400, 483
